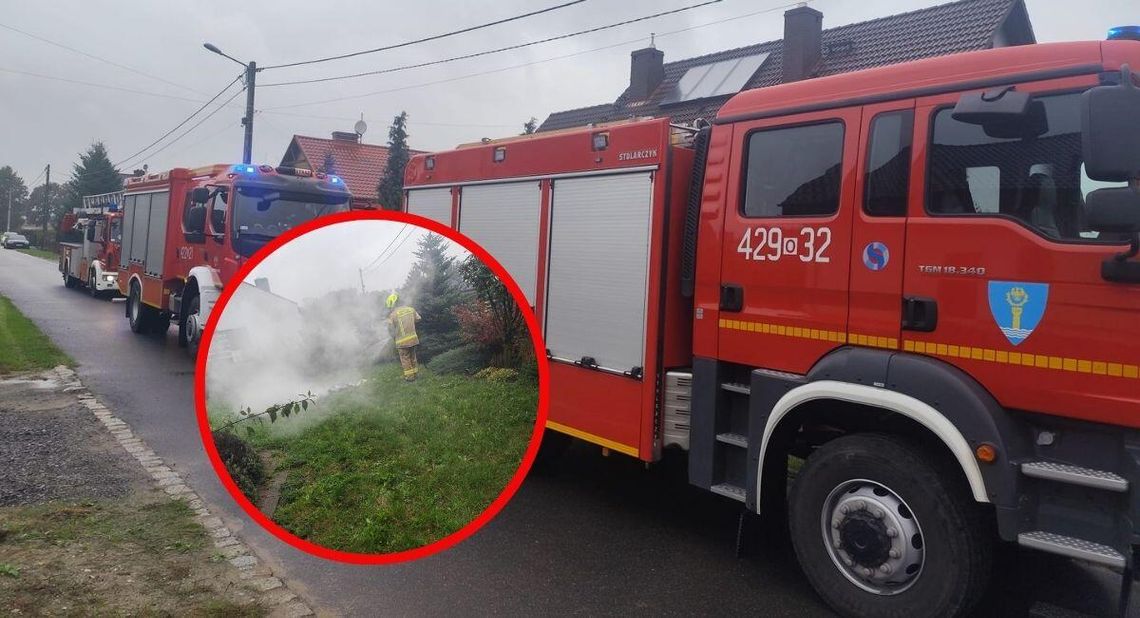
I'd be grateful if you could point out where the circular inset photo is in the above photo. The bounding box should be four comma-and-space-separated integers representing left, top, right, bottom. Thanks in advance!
195, 211, 547, 563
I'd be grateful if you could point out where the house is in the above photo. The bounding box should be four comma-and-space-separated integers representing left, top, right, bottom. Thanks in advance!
280, 132, 421, 209
539, 0, 1035, 131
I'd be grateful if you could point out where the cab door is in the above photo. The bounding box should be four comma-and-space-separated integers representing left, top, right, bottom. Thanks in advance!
717, 107, 861, 373
848, 102, 917, 350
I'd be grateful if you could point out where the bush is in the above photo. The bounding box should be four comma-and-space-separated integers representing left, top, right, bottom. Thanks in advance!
212, 430, 265, 501
474, 367, 519, 382
427, 343, 490, 375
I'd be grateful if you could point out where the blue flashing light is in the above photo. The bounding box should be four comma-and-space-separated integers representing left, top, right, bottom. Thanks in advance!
1108, 26, 1140, 41
242, 165, 256, 174
329, 176, 342, 184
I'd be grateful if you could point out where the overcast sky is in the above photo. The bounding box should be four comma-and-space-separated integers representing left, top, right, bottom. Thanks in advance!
244, 220, 457, 302
1, 0, 1133, 186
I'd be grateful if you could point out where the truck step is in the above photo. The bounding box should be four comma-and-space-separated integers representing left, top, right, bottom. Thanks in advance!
710, 483, 747, 503
1021, 461, 1129, 492
1018, 531, 1126, 569
720, 382, 751, 395
716, 432, 748, 448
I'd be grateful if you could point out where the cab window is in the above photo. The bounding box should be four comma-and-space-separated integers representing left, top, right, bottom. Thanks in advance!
864, 110, 913, 217
926, 92, 1113, 242
742, 121, 844, 217
210, 189, 229, 234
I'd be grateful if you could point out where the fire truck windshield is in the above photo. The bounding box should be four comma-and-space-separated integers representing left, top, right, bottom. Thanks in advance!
232, 185, 350, 256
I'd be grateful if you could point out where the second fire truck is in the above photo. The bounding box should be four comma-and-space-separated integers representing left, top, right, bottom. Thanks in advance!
406, 39, 1140, 617
118, 163, 350, 352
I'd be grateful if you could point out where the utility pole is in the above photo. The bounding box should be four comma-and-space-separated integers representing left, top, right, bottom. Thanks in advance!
204, 43, 258, 165
359, 268, 366, 294
242, 61, 256, 165
6, 188, 11, 233
40, 164, 50, 249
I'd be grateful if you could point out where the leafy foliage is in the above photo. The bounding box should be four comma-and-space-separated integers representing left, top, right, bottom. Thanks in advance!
0, 166, 29, 231
457, 255, 530, 368
26, 182, 66, 229
214, 392, 317, 435
320, 152, 338, 175
522, 117, 538, 135
210, 430, 265, 500
377, 111, 410, 211
399, 233, 465, 361
63, 142, 122, 212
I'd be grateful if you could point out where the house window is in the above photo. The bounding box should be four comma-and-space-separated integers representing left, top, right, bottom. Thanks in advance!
742, 121, 844, 218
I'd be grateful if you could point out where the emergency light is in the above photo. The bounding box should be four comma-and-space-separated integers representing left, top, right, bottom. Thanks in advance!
329, 176, 342, 184
1108, 26, 1140, 41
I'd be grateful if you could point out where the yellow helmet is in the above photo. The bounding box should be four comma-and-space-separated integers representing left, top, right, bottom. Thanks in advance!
386, 292, 399, 308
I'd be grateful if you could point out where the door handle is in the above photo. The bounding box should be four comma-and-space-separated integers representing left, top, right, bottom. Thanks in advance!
720, 283, 744, 312
901, 296, 938, 332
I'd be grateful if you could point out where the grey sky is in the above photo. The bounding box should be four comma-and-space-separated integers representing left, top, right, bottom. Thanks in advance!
2, 0, 1134, 185
244, 220, 465, 302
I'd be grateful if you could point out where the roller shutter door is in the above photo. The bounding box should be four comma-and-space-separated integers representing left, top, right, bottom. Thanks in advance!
545, 172, 653, 374
144, 191, 170, 277
458, 182, 541, 305
406, 188, 452, 225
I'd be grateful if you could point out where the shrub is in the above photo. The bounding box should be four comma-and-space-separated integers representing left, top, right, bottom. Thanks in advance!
473, 367, 518, 382
212, 430, 265, 501
427, 343, 490, 375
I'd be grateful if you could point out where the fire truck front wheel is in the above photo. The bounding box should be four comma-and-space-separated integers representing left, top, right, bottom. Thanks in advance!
787, 433, 993, 618
63, 264, 78, 289
178, 294, 201, 355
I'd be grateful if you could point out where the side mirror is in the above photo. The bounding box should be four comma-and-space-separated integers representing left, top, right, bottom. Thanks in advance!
1082, 64, 1140, 181
952, 87, 1047, 139
191, 187, 211, 204
186, 204, 207, 234
1087, 188, 1140, 234
85, 225, 96, 243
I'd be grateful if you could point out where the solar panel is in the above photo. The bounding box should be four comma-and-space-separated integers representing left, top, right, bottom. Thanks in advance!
661, 52, 770, 105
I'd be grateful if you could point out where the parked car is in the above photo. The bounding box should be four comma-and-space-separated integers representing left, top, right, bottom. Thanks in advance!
2, 233, 30, 249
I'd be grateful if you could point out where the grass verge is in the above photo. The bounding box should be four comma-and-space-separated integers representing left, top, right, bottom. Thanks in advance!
15, 247, 57, 261
219, 364, 537, 554
0, 295, 72, 372
0, 497, 263, 616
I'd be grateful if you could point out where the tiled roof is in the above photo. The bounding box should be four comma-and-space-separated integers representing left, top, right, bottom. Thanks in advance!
539, 0, 1032, 131
282, 135, 419, 205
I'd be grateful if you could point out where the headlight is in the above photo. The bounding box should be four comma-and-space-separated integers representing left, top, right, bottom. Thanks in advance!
103, 274, 116, 282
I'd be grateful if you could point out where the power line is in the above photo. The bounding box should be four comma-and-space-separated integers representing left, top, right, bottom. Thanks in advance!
260, 109, 519, 129
363, 224, 412, 272
0, 67, 205, 103
0, 21, 203, 95
262, 0, 798, 112
366, 227, 418, 275
261, 0, 587, 70
118, 87, 246, 169
114, 75, 243, 167
261, 0, 723, 88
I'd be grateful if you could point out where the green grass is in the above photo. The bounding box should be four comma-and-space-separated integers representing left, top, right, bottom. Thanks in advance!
0, 295, 72, 372
15, 247, 57, 261
228, 364, 537, 554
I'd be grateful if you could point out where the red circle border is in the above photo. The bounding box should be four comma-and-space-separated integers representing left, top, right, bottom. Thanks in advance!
194, 210, 550, 565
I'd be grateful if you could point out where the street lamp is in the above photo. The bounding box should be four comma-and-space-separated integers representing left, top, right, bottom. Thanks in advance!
204, 42, 258, 165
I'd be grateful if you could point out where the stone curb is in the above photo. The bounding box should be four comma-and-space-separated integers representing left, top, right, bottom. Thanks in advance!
54, 365, 315, 617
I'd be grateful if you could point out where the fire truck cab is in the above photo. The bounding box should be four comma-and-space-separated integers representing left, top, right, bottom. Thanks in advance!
406, 40, 1140, 616
118, 164, 350, 352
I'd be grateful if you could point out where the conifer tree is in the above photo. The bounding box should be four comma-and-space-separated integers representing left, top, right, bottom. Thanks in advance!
377, 112, 409, 211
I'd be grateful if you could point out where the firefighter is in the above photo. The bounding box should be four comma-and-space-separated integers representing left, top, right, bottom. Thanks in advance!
386, 292, 422, 382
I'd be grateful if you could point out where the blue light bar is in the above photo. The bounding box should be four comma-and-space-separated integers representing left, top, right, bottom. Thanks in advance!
329, 176, 342, 184
232, 164, 257, 174
1108, 26, 1140, 41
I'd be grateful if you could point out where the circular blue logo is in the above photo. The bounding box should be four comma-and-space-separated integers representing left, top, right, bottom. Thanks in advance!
862, 242, 890, 271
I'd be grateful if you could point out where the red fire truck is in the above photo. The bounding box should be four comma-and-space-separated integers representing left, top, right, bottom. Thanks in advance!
59, 191, 123, 297
118, 164, 350, 352
406, 40, 1140, 616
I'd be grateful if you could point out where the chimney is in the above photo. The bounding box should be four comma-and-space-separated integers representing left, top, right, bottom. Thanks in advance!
254, 277, 271, 293
782, 4, 823, 83
331, 131, 360, 143
629, 46, 665, 101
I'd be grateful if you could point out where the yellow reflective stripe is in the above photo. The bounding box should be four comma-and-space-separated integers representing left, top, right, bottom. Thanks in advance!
717, 318, 1137, 381
545, 420, 639, 458
396, 334, 418, 345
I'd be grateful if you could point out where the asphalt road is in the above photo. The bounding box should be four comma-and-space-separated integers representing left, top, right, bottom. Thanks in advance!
0, 246, 1133, 617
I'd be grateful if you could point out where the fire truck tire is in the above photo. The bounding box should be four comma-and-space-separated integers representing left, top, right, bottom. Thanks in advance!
787, 433, 993, 618
127, 283, 152, 334
179, 294, 200, 355
63, 265, 77, 289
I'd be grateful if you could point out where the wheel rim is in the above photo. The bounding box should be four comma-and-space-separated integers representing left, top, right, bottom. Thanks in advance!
130, 290, 139, 322
820, 478, 925, 596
